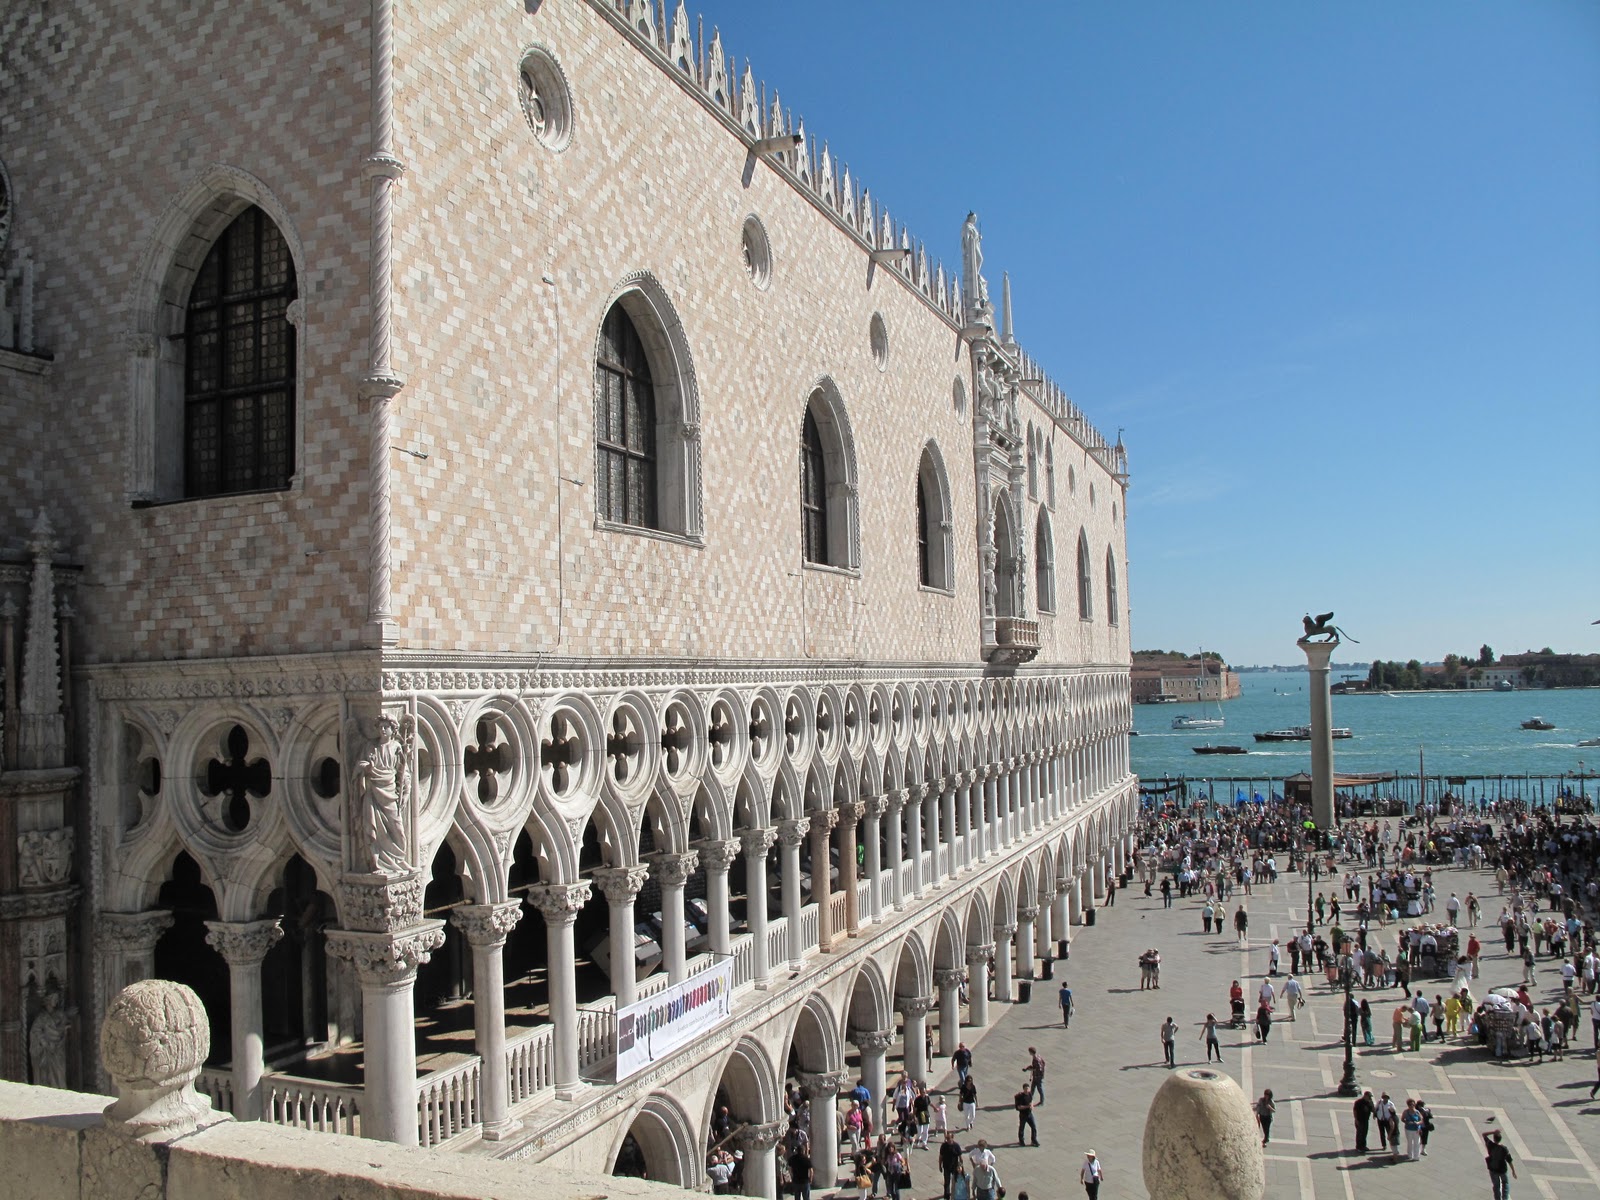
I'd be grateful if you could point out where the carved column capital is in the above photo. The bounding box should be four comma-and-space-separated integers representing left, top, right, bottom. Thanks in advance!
862, 795, 887, 820
966, 944, 995, 968
99, 910, 174, 953
964, 769, 983, 786
897, 994, 935, 1019
992, 922, 1017, 939
325, 922, 445, 986
740, 827, 778, 858
337, 871, 425, 933
593, 865, 650, 905
849, 1028, 896, 1054
203, 918, 284, 967
648, 850, 700, 888
809, 809, 838, 835
795, 1068, 849, 1099
1055, 879, 1073, 896
934, 968, 967, 990
1016, 906, 1040, 923
525, 882, 592, 926
697, 838, 742, 873
836, 799, 865, 825
448, 901, 523, 947
776, 818, 811, 848
737, 1120, 785, 1153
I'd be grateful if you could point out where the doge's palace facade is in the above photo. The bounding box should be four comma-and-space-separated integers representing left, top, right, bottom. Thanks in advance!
0, 0, 1135, 1192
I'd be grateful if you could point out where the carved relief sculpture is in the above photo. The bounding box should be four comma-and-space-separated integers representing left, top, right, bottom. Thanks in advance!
28, 986, 69, 1088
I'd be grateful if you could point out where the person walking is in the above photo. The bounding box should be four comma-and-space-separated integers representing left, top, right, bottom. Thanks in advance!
1352, 1089, 1375, 1152
1373, 1093, 1395, 1152
1079, 1150, 1104, 1199
1282, 973, 1302, 1020
953, 1042, 972, 1085
1268, 938, 1281, 977
1256, 1000, 1273, 1044
938, 1131, 964, 1200
1160, 1016, 1178, 1067
1483, 1129, 1516, 1199
1255, 1089, 1276, 1146
1013, 1082, 1039, 1147
1059, 981, 1074, 1029
1200, 1013, 1222, 1062
1416, 1099, 1434, 1156
1025, 1047, 1046, 1105
1359, 998, 1374, 1045
958, 1075, 977, 1132
969, 1141, 1000, 1200
1203, 899, 1215, 934
1235, 905, 1250, 947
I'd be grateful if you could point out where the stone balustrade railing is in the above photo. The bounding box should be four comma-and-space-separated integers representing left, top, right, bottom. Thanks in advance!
417, 1057, 481, 1149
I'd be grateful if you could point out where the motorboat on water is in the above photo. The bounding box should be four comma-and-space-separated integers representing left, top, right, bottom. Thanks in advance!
1521, 717, 1555, 731
1577, 736, 1600, 747
1172, 715, 1225, 730
1253, 725, 1353, 742
1146, 694, 1180, 704
1193, 744, 1248, 755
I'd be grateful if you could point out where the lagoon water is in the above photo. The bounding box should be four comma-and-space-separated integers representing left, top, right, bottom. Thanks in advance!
1132, 668, 1600, 786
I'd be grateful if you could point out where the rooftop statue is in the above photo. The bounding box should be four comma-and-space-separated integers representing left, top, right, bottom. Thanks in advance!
1301, 612, 1358, 643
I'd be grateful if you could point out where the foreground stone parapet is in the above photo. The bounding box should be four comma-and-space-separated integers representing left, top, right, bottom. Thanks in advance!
100, 980, 231, 1141
1142, 1067, 1264, 1200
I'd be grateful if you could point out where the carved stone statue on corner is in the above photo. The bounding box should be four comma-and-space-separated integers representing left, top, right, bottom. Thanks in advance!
349, 714, 412, 875
962, 211, 991, 322
28, 986, 69, 1089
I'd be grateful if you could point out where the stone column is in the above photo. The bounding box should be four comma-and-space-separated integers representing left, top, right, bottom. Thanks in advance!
809, 811, 837, 949
1299, 635, 1339, 829
1092, 856, 1106, 900
650, 850, 700, 984
906, 785, 925, 898
898, 996, 934, 1083
1015, 907, 1037, 980
837, 801, 862, 935
1055, 880, 1073, 950
966, 945, 992, 1028
939, 782, 957, 882
525, 882, 591, 1099
325, 922, 445, 1144
776, 818, 809, 970
98, 909, 173, 999
885, 791, 905, 911
449, 901, 523, 1140
934, 968, 964, 1055
737, 1119, 784, 1200
593, 865, 649, 1008
742, 828, 777, 988
203, 918, 284, 1121
862, 797, 884, 924
986, 768, 1004, 854
1035, 895, 1053, 959
699, 838, 741, 958
849, 1028, 894, 1133
797, 1069, 847, 1190
992, 924, 1016, 1000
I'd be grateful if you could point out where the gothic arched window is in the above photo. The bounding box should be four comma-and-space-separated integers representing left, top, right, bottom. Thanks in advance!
183, 207, 297, 498
1077, 529, 1094, 620
1035, 513, 1055, 613
802, 408, 828, 564
1106, 547, 1120, 626
916, 443, 953, 590
595, 304, 658, 529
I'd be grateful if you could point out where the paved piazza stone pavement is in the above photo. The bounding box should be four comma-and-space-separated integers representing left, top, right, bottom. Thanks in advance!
905, 860, 1600, 1199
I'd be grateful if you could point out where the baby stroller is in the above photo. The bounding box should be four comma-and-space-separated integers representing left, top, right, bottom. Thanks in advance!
1230, 997, 1247, 1028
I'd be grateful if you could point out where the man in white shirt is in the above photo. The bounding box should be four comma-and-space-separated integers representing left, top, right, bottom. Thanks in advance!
1259, 978, 1276, 1009
1282, 974, 1303, 1020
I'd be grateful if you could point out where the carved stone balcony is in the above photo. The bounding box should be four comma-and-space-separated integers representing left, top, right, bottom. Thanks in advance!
989, 617, 1040, 665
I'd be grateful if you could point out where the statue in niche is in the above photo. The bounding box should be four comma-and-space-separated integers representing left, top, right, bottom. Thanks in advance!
29, 986, 68, 1089
962, 211, 990, 318
348, 714, 413, 876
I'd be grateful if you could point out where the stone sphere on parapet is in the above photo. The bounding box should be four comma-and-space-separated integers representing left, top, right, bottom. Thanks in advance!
1143, 1067, 1265, 1200
101, 978, 210, 1090
100, 978, 230, 1140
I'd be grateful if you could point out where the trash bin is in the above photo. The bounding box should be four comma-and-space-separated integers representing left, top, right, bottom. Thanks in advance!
1017, 980, 1033, 1003
1040, 957, 1054, 980
1057, 939, 1070, 959
1085, 908, 1097, 927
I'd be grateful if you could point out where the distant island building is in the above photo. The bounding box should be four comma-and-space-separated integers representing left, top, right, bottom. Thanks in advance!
1132, 654, 1242, 703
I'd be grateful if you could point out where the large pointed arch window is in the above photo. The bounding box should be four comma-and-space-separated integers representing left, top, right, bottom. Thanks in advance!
801, 408, 828, 564
799, 381, 859, 570
1106, 547, 1120, 626
1035, 512, 1056, 613
596, 305, 658, 529
1077, 529, 1094, 620
916, 442, 953, 590
183, 207, 297, 497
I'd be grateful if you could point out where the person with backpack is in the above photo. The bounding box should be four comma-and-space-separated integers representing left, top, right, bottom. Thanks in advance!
1025, 1047, 1046, 1103
1079, 1149, 1104, 1199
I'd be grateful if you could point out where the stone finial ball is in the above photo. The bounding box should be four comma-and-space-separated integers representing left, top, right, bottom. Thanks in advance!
100, 979, 211, 1091
1143, 1068, 1264, 1200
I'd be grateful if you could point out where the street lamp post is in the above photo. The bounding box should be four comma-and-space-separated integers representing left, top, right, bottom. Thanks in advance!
1337, 942, 1358, 1096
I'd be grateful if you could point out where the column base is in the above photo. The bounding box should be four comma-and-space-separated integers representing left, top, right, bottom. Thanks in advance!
554, 1082, 588, 1102
482, 1117, 525, 1142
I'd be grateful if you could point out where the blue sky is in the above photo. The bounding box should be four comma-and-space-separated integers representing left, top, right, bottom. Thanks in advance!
687, 1, 1600, 666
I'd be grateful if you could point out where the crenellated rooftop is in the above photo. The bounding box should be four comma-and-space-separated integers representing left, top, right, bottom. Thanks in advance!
591, 0, 1121, 467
